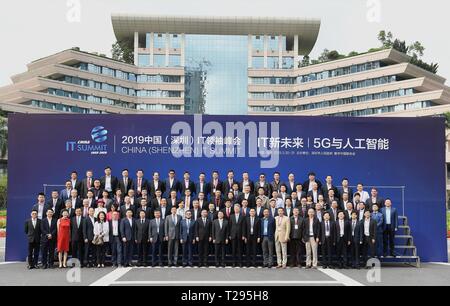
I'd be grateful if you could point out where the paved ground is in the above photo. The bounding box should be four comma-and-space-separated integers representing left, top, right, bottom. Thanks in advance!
0, 262, 450, 286
0, 237, 449, 286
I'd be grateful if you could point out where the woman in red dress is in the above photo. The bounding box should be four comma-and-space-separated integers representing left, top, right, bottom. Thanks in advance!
57, 209, 71, 268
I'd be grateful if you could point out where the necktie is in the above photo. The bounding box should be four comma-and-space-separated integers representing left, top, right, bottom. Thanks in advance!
326, 222, 329, 232
203, 218, 206, 226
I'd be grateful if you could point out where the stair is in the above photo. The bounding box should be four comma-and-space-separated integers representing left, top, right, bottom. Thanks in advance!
380, 215, 420, 268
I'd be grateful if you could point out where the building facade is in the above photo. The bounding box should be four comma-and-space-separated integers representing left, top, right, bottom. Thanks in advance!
1, 14, 450, 202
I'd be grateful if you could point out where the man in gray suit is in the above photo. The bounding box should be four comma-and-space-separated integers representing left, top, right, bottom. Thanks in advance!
165, 206, 182, 266
212, 211, 229, 267
149, 210, 165, 267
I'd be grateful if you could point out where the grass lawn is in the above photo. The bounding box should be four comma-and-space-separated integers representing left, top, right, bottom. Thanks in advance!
0, 210, 5, 217
447, 210, 450, 233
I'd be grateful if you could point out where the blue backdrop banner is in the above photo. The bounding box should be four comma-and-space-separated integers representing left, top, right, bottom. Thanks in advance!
6, 114, 447, 262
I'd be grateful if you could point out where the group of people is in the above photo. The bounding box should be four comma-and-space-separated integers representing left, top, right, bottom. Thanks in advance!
25, 167, 399, 270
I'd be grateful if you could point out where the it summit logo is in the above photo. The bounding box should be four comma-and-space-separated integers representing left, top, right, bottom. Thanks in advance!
65, 126, 109, 155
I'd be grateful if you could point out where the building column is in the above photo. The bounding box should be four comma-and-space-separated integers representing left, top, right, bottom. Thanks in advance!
248, 34, 252, 69
134, 31, 139, 65
165, 33, 170, 67
263, 35, 268, 69
181, 33, 186, 67
294, 35, 299, 68
149, 32, 154, 66
278, 35, 283, 69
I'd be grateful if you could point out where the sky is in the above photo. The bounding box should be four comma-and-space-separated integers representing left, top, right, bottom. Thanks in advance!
0, 0, 449, 86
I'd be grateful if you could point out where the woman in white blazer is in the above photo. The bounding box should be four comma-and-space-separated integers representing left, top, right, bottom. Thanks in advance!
93, 211, 109, 268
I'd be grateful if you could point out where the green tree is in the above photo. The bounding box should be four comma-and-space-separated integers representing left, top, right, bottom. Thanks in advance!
300, 55, 310, 67
377, 30, 393, 48
111, 39, 134, 64
0, 110, 6, 159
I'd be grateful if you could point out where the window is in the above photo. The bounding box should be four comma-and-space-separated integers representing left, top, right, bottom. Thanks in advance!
153, 54, 166, 67
170, 34, 181, 49
252, 57, 264, 69
268, 36, 278, 52
154, 33, 166, 49
169, 55, 181, 67
252, 35, 264, 52
138, 54, 150, 67
267, 56, 279, 69
282, 57, 294, 69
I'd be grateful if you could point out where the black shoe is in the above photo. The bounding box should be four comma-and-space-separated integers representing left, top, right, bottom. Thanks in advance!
42, 265, 48, 270
323, 265, 328, 269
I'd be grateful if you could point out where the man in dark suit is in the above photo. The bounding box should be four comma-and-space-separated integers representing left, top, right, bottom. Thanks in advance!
238, 185, 256, 208
285, 173, 298, 195
210, 190, 224, 211
289, 208, 304, 268
366, 188, 385, 211
120, 209, 135, 267
91, 179, 103, 201
40, 209, 57, 269
269, 171, 282, 193
302, 172, 322, 193
222, 170, 237, 195
260, 209, 276, 268
69, 171, 82, 195
180, 171, 196, 196
137, 198, 152, 219
361, 210, 377, 266
189, 200, 202, 222
221, 200, 233, 221
320, 212, 336, 269
109, 211, 122, 267
321, 175, 340, 200
156, 198, 170, 220
82, 207, 96, 267
120, 196, 136, 219
244, 208, 260, 267
71, 208, 84, 265
212, 211, 229, 267
134, 169, 149, 197
134, 210, 150, 267
197, 192, 208, 211
195, 210, 212, 267
165, 206, 182, 266
46, 190, 64, 218
239, 172, 254, 193
381, 199, 398, 257
25, 210, 41, 269
60, 181, 73, 202
196, 172, 210, 198
207, 203, 218, 221
148, 171, 165, 198
118, 169, 133, 196
149, 210, 165, 267
255, 199, 265, 218
64, 200, 76, 219
348, 211, 362, 269
99, 166, 118, 196
180, 210, 196, 267
338, 178, 354, 202
335, 211, 351, 268
344, 201, 355, 221
80, 170, 95, 198
208, 171, 223, 195
254, 173, 270, 196
164, 169, 180, 197
229, 204, 246, 267
307, 182, 323, 204
32, 192, 48, 220
167, 190, 180, 210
